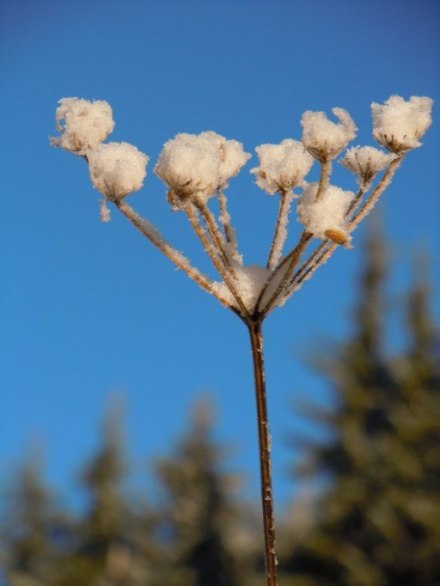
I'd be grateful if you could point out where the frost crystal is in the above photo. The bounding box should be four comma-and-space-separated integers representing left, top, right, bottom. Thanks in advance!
301, 108, 357, 160
155, 131, 250, 208
88, 142, 149, 200
297, 183, 354, 244
51, 97, 115, 155
371, 95, 433, 153
251, 139, 314, 195
340, 146, 397, 183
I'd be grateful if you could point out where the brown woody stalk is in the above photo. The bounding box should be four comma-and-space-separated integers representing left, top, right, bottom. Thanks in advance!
246, 318, 278, 586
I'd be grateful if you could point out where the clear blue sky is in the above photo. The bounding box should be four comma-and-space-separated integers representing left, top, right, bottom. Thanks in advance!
1, 0, 439, 510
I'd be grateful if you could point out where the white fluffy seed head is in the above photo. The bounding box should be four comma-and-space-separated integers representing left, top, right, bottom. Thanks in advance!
251, 139, 314, 195
371, 95, 433, 153
340, 146, 397, 184
155, 131, 250, 209
51, 97, 115, 155
202, 131, 251, 187
301, 107, 357, 161
87, 142, 149, 200
297, 183, 354, 244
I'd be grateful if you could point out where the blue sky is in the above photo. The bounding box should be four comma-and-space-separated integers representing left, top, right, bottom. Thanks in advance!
1, 0, 439, 511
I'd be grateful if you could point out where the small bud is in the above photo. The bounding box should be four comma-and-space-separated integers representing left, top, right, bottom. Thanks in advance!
325, 228, 350, 245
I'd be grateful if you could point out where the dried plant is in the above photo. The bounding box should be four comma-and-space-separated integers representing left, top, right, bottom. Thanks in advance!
51, 94, 432, 586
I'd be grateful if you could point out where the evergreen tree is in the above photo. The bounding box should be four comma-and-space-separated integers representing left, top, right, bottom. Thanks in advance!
384, 258, 440, 585
285, 227, 440, 585
152, 398, 247, 586
53, 399, 138, 586
0, 448, 67, 586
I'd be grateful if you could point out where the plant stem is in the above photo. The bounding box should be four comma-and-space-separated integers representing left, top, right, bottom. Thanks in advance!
194, 199, 236, 276
185, 204, 249, 317
349, 155, 404, 230
266, 190, 293, 271
217, 189, 242, 265
247, 320, 278, 586
315, 158, 332, 201
257, 231, 311, 317
114, 201, 216, 298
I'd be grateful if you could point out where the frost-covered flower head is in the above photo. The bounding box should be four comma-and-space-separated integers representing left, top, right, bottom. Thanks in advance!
87, 142, 149, 200
340, 146, 397, 184
251, 139, 314, 195
155, 131, 250, 209
204, 131, 251, 187
51, 97, 115, 155
301, 108, 357, 161
297, 183, 354, 245
371, 95, 433, 153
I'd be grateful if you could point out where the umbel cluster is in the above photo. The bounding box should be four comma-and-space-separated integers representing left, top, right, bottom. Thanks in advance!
51, 95, 432, 321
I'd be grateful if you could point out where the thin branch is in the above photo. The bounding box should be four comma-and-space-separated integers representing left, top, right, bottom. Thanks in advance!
114, 200, 235, 310
184, 204, 249, 317
270, 228, 312, 276
258, 157, 333, 308
349, 155, 404, 230
217, 189, 242, 265
315, 158, 332, 201
279, 182, 372, 291
194, 199, 237, 276
344, 179, 373, 218
266, 190, 294, 270
281, 156, 405, 300
293, 240, 337, 291
256, 231, 311, 317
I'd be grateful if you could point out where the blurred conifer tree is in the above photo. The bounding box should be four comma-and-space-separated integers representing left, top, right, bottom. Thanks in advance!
152, 398, 248, 586
284, 225, 440, 585
52, 399, 142, 586
0, 448, 68, 586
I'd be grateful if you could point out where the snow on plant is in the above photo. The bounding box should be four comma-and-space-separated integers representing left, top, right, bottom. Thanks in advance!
301, 107, 357, 161
88, 142, 149, 200
298, 183, 354, 245
50, 97, 115, 154
340, 146, 397, 185
371, 95, 433, 153
51, 94, 433, 586
155, 131, 250, 210
251, 139, 313, 195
